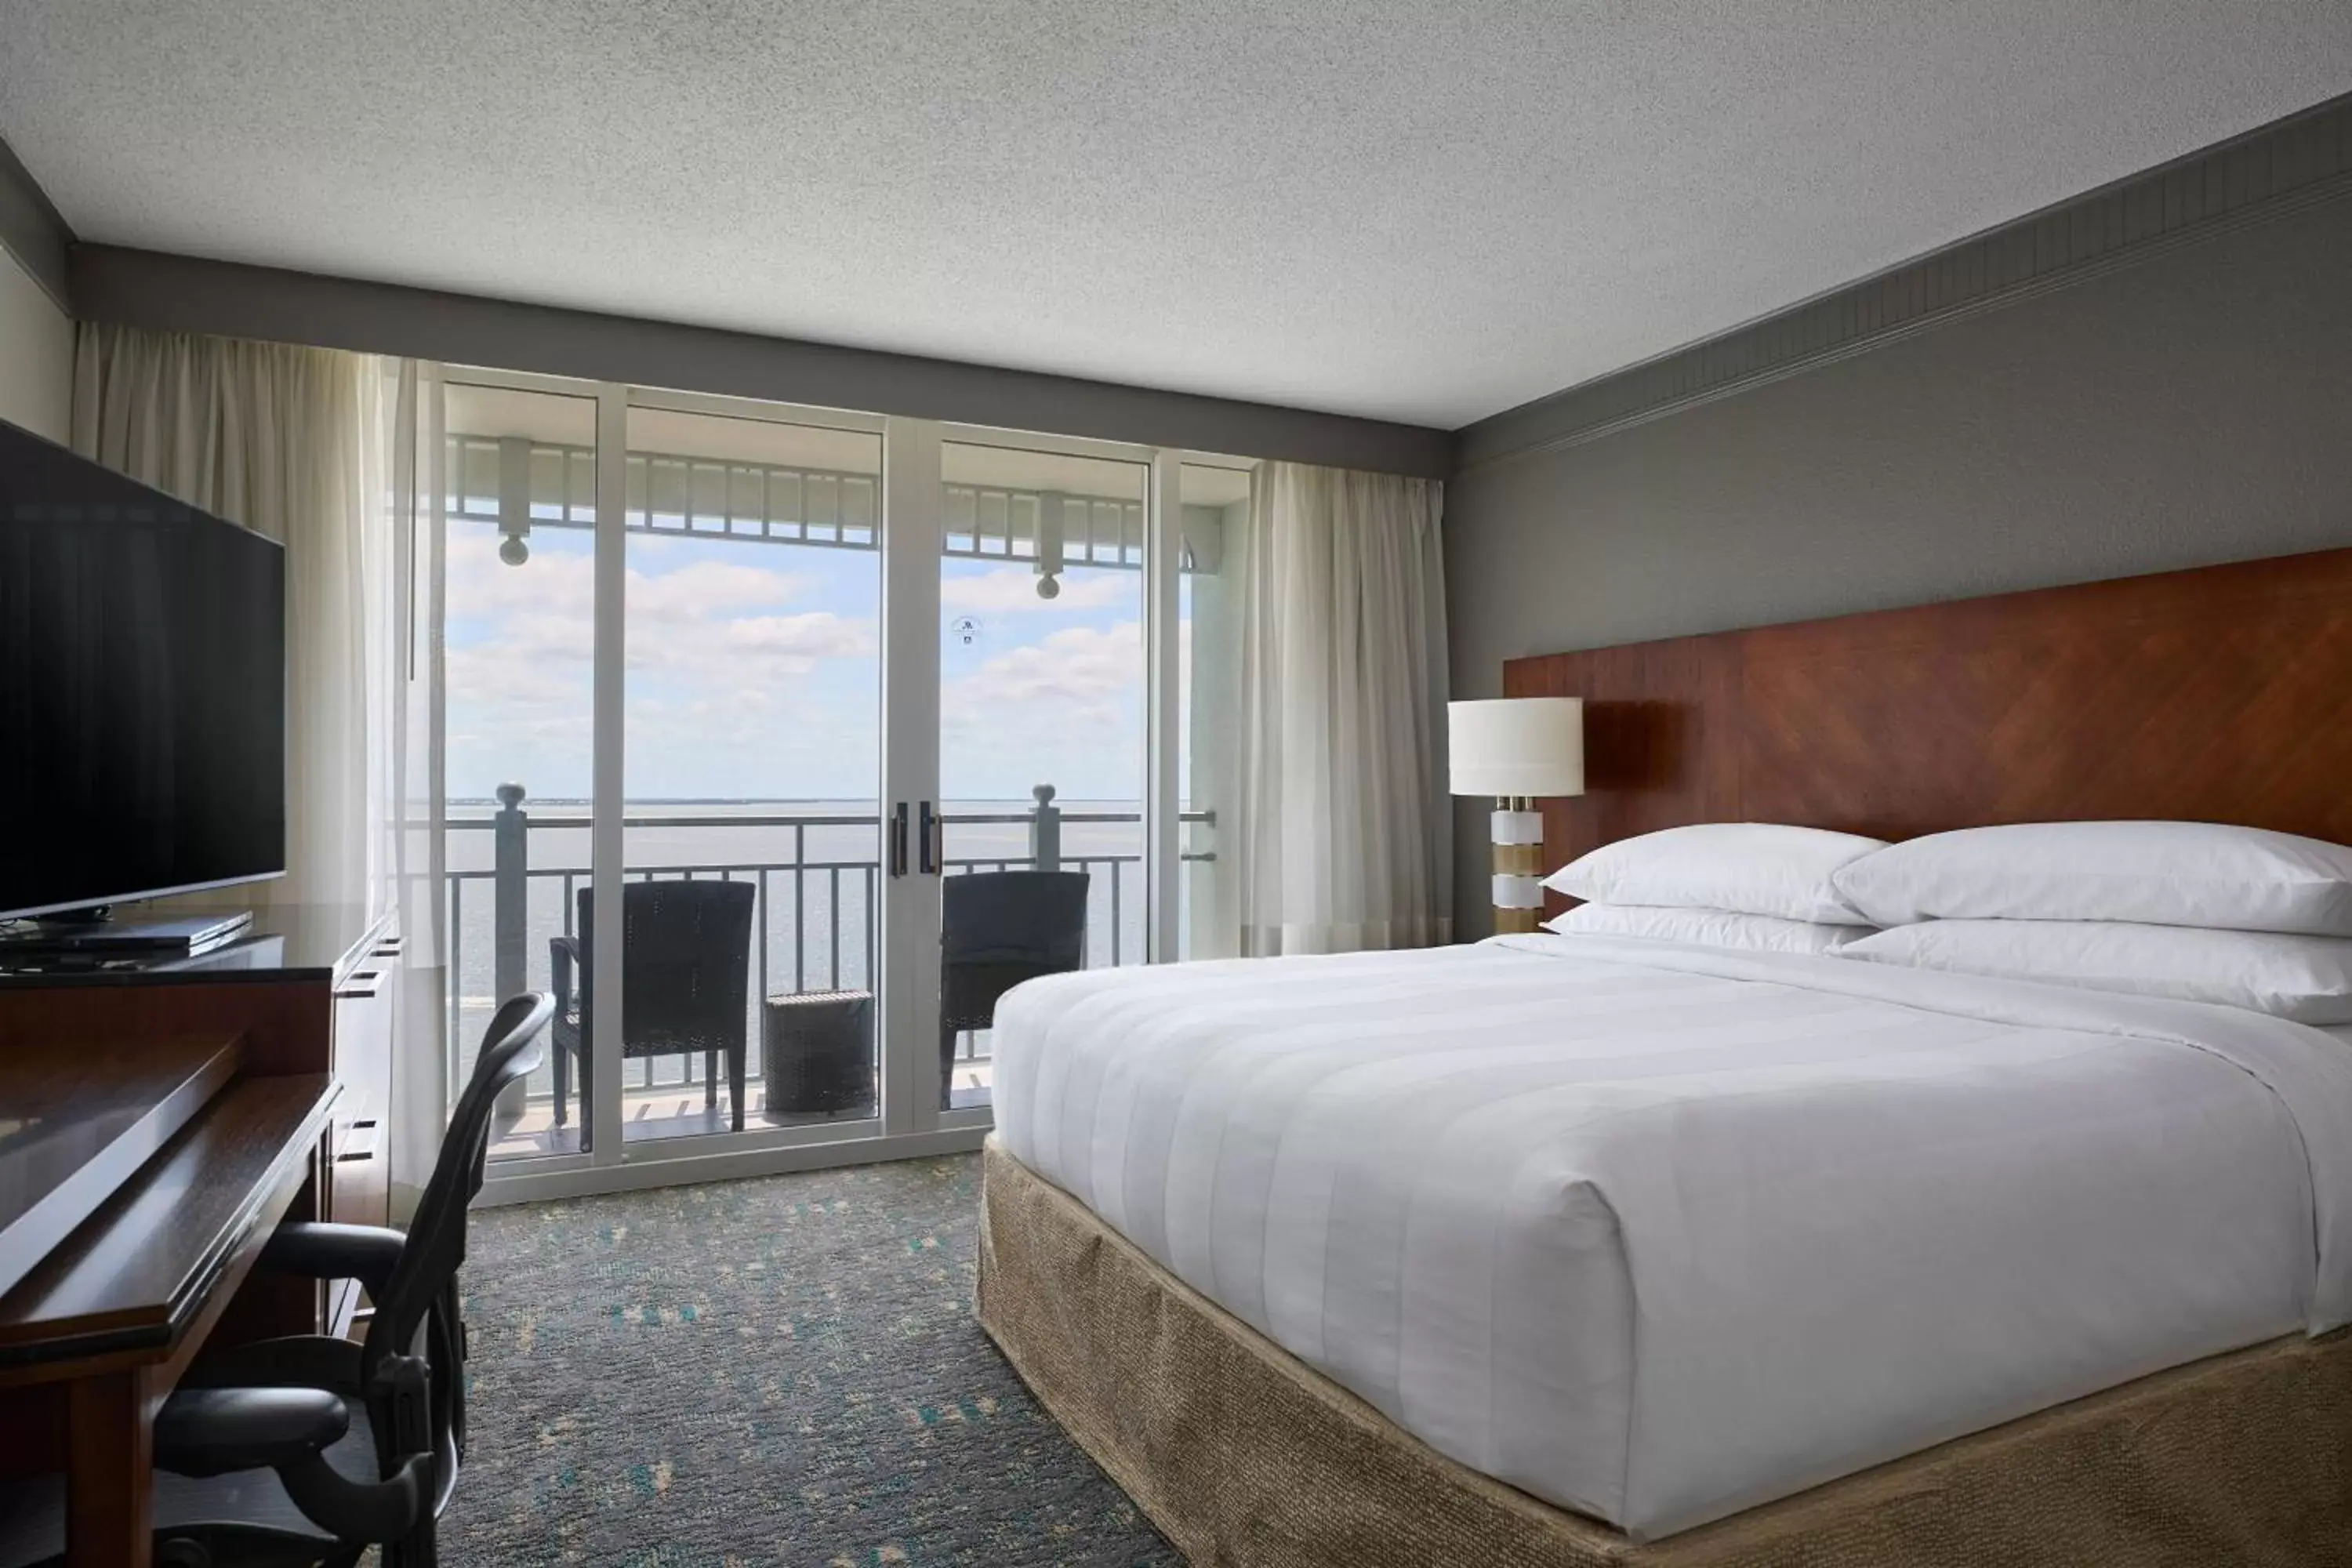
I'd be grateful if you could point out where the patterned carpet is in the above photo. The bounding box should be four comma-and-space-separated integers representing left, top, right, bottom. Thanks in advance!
444, 1154, 1179, 1567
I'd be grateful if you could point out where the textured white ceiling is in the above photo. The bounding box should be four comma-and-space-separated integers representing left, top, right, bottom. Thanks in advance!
4, 2, 2348, 429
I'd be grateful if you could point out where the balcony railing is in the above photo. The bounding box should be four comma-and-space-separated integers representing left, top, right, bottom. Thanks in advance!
445, 786, 1208, 1105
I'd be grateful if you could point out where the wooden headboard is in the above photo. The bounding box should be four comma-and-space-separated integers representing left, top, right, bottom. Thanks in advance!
1502, 546, 2352, 907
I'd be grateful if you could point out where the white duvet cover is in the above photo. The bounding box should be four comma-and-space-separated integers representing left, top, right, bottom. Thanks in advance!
989, 934, 2352, 1539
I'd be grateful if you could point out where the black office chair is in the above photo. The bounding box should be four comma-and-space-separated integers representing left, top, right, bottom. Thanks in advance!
0, 994, 554, 1568
939, 870, 1090, 1109
549, 880, 754, 1146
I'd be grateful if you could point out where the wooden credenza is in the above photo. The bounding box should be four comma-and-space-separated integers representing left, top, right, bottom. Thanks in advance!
0, 902, 403, 1566
322, 923, 401, 1311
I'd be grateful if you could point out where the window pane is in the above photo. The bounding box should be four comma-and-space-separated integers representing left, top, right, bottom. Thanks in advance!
1178, 463, 1253, 961
440, 382, 599, 1163
619, 405, 884, 1147
938, 442, 1149, 1111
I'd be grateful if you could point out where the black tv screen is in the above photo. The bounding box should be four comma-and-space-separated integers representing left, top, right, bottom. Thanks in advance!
0, 419, 286, 920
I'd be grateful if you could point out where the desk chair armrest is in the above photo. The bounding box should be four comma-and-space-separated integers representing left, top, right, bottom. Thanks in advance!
180, 1333, 365, 1395
154, 1384, 434, 1546
152, 1387, 350, 1478
262, 1221, 407, 1296
279, 1448, 432, 1546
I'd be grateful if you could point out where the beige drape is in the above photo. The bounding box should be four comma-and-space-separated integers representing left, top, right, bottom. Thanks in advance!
72, 323, 394, 914
1236, 461, 1451, 955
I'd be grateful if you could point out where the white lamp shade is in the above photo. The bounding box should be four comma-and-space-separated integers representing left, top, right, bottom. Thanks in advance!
1448, 697, 1584, 798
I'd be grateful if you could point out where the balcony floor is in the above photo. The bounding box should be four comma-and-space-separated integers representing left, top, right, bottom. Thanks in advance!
489, 1060, 996, 1160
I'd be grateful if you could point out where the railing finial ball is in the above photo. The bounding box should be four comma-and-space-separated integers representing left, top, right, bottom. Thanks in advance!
1033, 783, 1055, 805
496, 782, 526, 808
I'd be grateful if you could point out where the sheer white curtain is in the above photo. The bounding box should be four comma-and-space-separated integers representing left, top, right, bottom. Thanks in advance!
73, 324, 395, 913
1235, 461, 1451, 955
74, 326, 454, 1212
384, 360, 448, 1215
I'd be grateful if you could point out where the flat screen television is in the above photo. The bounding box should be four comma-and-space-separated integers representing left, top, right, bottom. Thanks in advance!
0, 418, 286, 921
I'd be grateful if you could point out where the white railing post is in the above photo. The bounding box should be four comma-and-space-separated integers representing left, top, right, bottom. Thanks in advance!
488, 782, 532, 1133
492, 782, 528, 1004
1029, 784, 1062, 873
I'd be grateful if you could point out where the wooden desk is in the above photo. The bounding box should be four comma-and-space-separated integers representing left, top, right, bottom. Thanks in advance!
0, 907, 394, 1566
1, 903, 401, 1330
0, 1055, 338, 1567
0, 1037, 246, 1302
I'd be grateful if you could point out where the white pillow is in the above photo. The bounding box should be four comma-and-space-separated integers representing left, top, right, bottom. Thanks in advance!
1839, 919, 2352, 1024
1831, 821, 2352, 936
1547, 903, 1875, 955
1545, 823, 1886, 925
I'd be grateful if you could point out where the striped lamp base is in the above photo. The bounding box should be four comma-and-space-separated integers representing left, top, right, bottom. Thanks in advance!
1490, 806, 1544, 935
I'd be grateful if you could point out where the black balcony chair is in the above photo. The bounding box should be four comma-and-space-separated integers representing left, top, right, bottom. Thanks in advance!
939, 870, 1090, 1110
550, 880, 755, 1145
0, 993, 554, 1568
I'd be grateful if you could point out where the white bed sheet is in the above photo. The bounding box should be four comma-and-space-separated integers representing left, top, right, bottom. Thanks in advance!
989, 934, 2352, 1539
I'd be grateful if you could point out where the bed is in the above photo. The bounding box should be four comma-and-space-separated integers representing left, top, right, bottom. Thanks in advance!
974, 546, 2352, 1567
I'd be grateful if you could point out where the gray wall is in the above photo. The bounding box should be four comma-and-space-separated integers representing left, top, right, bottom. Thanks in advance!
1445, 189, 2352, 937
0, 244, 71, 441
70, 245, 1449, 479
0, 131, 71, 440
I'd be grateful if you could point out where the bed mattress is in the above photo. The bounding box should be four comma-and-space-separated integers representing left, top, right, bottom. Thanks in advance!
989, 935, 2352, 1539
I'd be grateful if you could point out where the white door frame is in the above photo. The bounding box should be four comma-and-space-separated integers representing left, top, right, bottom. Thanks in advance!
880, 416, 946, 1138
586, 382, 630, 1168
1145, 452, 1182, 962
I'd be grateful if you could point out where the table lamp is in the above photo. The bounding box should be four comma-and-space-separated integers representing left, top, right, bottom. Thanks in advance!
1448, 698, 1584, 935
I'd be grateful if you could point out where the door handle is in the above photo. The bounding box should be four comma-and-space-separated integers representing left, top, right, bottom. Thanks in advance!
919, 800, 940, 876
889, 802, 909, 878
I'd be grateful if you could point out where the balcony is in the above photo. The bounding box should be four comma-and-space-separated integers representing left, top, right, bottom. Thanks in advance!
448, 786, 1207, 1158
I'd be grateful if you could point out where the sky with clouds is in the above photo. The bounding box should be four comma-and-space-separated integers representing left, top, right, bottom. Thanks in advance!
445, 521, 1152, 805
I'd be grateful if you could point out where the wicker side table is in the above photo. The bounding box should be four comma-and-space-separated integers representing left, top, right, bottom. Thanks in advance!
762, 989, 876, 1120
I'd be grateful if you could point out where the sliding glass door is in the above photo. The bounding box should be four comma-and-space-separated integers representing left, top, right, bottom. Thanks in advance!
1177, 462, 1252, 960
934, 438, 1152, 1115
430, 367, 1250, 1194
616, 397, 886, 1152
437, 377, 602, 1165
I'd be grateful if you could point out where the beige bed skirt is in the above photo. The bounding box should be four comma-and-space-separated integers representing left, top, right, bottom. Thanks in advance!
975, 1138, 2352, 1567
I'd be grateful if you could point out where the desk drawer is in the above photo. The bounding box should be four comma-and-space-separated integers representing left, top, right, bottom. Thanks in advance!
330, 1112, 389, 1235
330, 960, 397, 1227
